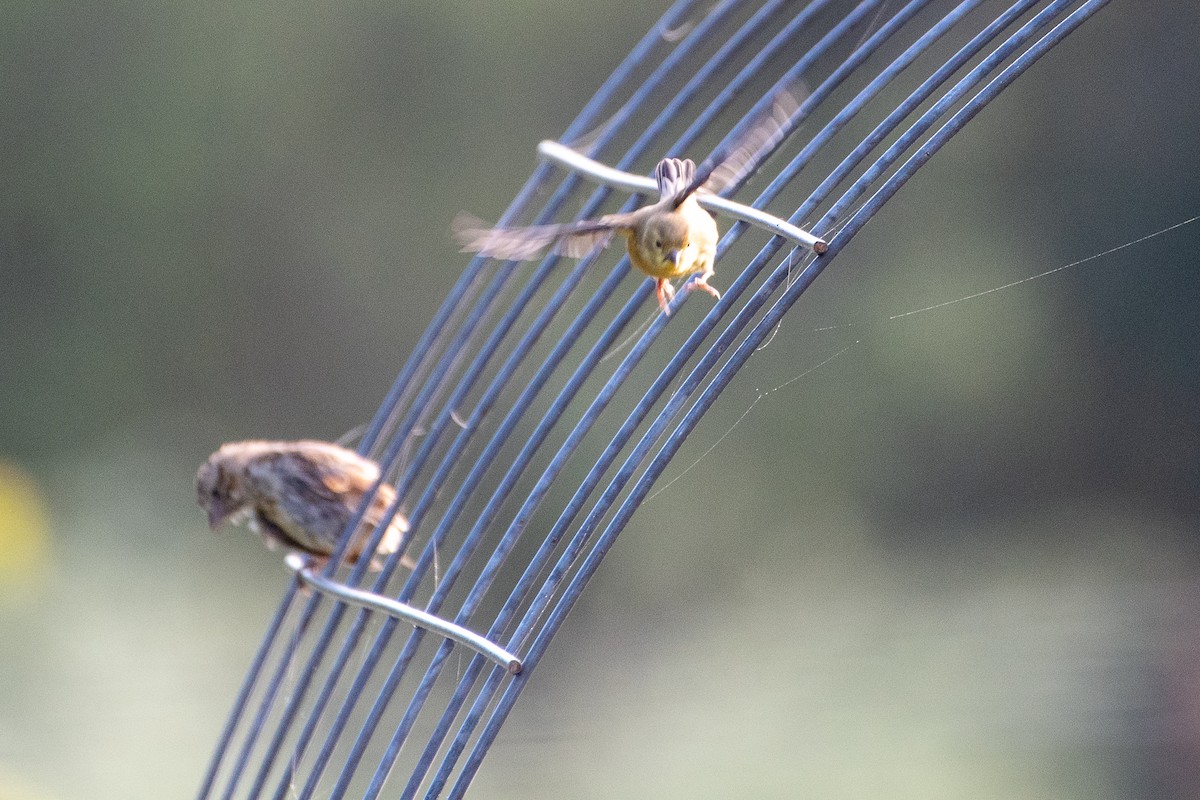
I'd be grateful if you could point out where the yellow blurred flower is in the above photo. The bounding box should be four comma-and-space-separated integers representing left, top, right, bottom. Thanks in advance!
0, 460, 52, 596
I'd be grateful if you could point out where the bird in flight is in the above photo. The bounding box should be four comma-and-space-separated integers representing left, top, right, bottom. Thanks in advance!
456, 89, 802, 314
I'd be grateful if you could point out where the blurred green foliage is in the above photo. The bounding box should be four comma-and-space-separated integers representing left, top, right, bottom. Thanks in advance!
1, 1, 1199, 798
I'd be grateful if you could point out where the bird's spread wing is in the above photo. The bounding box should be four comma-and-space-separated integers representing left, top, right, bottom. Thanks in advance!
675, 85, 804, 205
552, 213, 639, 257
455, 214, 567, 260
455, 213, 628, 261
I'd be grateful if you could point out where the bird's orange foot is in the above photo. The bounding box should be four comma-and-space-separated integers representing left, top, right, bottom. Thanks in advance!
656, 279, 676, 315
691, 277, 721, 301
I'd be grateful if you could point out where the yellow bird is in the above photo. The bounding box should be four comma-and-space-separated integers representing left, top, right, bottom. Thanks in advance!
456, 90, 799, 315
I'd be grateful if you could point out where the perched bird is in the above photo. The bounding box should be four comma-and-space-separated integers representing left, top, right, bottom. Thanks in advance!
196, 440, 414, 569
456, 89, 801, 315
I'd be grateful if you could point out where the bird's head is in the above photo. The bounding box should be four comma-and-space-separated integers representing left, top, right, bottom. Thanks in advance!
196, 450, 249, 530
641, 214, 691, 269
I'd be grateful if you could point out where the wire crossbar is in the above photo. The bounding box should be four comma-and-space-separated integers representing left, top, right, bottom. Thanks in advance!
197, 0, 1114, 797
535, 140, 830, 253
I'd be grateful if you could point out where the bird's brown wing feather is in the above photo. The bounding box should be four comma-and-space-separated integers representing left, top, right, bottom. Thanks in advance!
252, 508, 318, 553
308, 455, 413, 564
677, 85, 804, 204
455, 213, 632, 261
455, 214, 567, 260
308, 457, 414, 567
551, 213, 641, 258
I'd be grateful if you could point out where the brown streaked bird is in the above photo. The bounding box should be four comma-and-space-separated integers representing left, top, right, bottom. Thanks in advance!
196, 440, 414, 569
456, 89, 801, 315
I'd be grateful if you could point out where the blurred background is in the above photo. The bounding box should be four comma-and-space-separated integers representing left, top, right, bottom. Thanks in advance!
2, 0, 1199, 798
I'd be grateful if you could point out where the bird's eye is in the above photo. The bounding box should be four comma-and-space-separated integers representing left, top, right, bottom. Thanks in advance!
654, 240, 662, 249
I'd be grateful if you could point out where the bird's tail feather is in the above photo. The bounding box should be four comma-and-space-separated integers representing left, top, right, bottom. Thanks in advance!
654, 157, 697, 202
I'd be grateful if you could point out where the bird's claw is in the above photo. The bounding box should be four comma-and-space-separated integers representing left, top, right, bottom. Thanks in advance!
691, 277, 721, 300
656, 280, 676, 315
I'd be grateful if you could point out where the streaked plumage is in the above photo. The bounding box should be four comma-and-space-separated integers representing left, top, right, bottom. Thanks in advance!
196, 440, 413, 569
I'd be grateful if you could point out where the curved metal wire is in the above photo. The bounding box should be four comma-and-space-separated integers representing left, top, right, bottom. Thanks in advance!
196, 0, 1114, 798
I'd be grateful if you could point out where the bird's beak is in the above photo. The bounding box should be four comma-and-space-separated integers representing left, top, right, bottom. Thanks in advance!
666, 249, 682, 267
207, 501, 227, 530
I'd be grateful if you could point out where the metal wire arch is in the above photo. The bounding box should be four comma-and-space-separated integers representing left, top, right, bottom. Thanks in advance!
195, 0, 1115, 797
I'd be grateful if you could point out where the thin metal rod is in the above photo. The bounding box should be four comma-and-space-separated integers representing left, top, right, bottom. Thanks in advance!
537, 139, 829, 253
284, 555, 521, 675
193, 585, 301, 800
